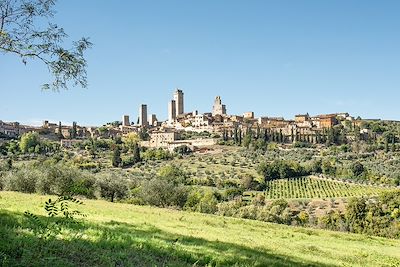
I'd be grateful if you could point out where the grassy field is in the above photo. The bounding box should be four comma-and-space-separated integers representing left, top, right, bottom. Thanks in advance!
1, 191, 400, 267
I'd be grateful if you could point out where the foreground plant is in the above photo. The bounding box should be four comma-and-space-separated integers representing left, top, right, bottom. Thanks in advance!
24, 195, 86, 240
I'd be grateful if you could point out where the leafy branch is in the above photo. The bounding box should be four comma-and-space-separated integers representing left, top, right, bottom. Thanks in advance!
24, 195, 86, 240
0, 0, 92, 90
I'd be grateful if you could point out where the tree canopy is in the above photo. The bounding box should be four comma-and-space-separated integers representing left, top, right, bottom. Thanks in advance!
0, 0, 92, 90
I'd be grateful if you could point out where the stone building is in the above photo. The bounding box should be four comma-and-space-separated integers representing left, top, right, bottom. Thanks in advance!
42, 120, 58, 129
212, 96, 226, 116
295, 114, 310, 123
193, 114, 212, 128
0, 121, 20, 137
146, 130, 180, 148
119, 125, 138, 135
311, 114, 338, 128
141, 130, 217, 151
243, 112, 255, 119
258, 117, 289, 128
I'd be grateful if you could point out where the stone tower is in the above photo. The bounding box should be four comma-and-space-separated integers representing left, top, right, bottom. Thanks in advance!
149, 114, 157, 126
139, 104, 148, 127
168, 100, 176, 122
174, 89, 184, 116
212, 96, 226, 116
122, 115, 130, 126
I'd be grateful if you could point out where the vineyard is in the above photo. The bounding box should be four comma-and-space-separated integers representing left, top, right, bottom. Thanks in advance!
245, 176, 389, 200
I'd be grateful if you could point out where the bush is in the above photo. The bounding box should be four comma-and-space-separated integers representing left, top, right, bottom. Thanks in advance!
351, 161, 365, 177
4, 168, 39, 193
142, 148, 173, 161
184, 188, 219, 214
257, 160, 308, 181
223, 187, 244, 201
240, 175, 263, 191
2, 162, 97, 198
217, 198, 246, 217
174, 145, 192, 155
137, 178, 188, 208
158, 165, 187, 185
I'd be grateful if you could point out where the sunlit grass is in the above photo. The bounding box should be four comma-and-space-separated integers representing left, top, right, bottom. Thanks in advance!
1, 191, 399, 267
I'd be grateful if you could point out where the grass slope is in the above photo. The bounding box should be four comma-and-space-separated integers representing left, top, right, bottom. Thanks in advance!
1, 191, 400, 267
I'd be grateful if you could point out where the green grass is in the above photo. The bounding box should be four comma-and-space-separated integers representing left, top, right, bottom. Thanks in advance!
1, 191, 400, 267
245, 176, 389, 200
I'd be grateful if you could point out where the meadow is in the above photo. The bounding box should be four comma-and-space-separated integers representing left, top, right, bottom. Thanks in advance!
1, 191, 400, 267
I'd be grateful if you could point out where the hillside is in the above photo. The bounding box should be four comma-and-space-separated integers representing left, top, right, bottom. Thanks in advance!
1, 192, 399, 267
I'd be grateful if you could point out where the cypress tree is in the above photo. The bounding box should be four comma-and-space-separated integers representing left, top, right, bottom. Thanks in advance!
385, 138, 389, 153
291, 128, 294, 143
234, 126, 238, 144
58, 121, 64, 140
264, 129, 268, 142
112, 146, 122, 167
392, 135, 396, 152
70, 121, 77, 139
133, 143, 141, 163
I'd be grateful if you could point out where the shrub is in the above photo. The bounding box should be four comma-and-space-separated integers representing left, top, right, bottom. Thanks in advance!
217, 198, 246, 217
185, 189, 219, 214
174, 145, 192, 155
158, 165, 187, 185
142, 148, 173, 161
351, 161, 365, 177
223, 188, 244, 201
4, 168, 39, 193
137, 178, 188, 208
257, 160, 308, 181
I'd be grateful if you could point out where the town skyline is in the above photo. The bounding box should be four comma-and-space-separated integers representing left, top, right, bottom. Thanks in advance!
0, 88, 397, 127
0, 88, 382, 128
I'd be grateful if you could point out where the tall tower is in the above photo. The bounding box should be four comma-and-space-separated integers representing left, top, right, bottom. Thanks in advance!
122, 115, 130, 126
174, 89, 184, 116
139, 104, 148, 127
212, 96, 227, 116
168, 100, 176, 122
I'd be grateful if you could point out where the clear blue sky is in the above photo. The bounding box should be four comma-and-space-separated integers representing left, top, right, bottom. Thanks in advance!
1, 0, 400, 126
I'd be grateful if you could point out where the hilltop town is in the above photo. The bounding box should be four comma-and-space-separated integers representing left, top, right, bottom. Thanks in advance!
1, 89, 395, 152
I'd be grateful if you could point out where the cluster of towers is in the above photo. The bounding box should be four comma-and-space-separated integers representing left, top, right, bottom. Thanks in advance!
122, 89, 226, 128
122, 89, 184, 128
122, 104, 154, 128
168, 89, 184, 122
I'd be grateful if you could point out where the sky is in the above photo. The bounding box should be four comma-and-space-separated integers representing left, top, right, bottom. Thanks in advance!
1, 0, 400, 126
